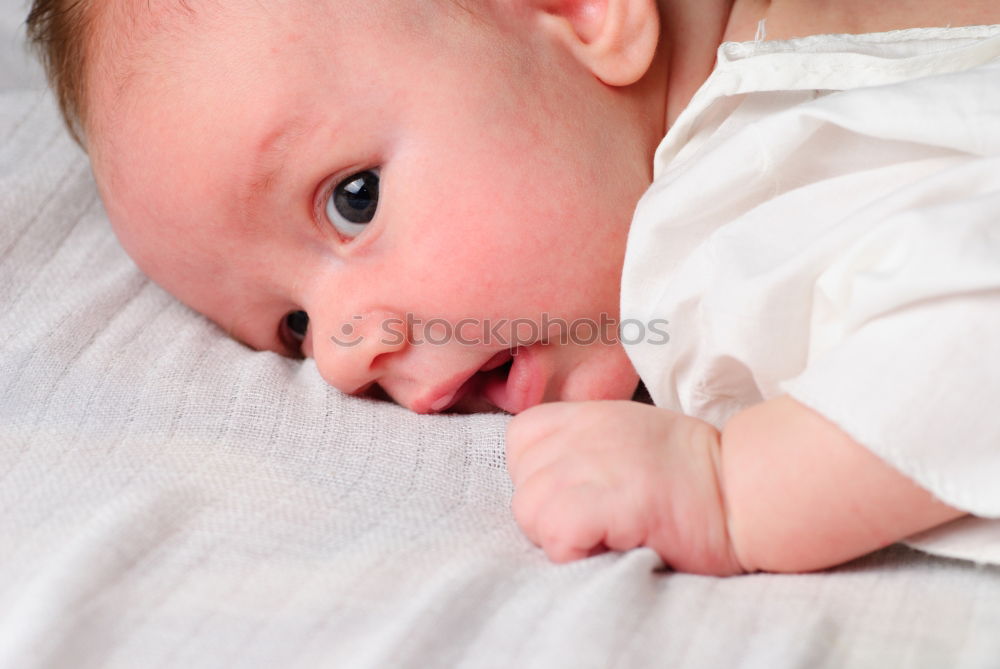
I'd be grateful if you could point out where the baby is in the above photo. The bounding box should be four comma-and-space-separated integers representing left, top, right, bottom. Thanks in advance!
26, 0, 1000, 574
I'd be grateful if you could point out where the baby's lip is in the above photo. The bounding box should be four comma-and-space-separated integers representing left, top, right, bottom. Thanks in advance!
414, 350, 514, 414
479, 349, 515, 373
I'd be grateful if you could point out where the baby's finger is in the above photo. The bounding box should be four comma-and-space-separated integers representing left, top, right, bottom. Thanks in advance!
510, 455, 597, 545
505, 402, 581, 470
602, 497, 649, 552
534, 481, 610, 563
505, 431, 573, 486
510, 468, 552, 547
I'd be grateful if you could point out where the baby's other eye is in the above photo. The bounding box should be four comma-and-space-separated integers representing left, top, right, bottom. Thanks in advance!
325, 169, 380, 238
279, 310, 309, 355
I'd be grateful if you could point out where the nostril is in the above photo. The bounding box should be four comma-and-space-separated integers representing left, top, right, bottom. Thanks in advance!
278, 310, 310, 357
286, 311, 309, 338
358, 382, 392, 403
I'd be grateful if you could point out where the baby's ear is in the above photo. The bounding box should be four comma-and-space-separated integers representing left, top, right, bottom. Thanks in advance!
535, 0, 660, 86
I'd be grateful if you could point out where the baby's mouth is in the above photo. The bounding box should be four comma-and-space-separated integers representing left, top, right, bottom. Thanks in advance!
447, 345, 547, 415
442, 350, 516, 414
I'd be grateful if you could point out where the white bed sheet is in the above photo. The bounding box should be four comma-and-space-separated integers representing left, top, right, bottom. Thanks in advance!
2, 2, 1000, 667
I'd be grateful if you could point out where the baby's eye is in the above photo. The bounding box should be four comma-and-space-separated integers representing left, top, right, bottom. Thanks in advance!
279, 310, 309, 355
325, 169, 380, 238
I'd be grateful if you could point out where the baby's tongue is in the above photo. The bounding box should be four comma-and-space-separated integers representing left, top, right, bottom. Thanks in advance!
484, 346, 537, 414
483, 370, 512, 414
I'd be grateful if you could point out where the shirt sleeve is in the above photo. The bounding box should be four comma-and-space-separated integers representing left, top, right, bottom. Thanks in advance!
780, 186, 1000, 519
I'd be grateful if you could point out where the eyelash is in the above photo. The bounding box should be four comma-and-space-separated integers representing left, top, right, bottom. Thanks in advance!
313, 176, 339, 236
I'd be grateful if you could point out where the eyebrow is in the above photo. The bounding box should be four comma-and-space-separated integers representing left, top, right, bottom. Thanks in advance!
240, 117, 309, 210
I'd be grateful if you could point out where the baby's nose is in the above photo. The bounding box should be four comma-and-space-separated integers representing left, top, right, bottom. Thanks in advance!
311, 310, 408, 395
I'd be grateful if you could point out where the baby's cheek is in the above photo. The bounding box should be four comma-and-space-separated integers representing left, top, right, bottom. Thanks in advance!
393, 159, 619, 324
412, 230, 560, 316
555, 343, 639, 404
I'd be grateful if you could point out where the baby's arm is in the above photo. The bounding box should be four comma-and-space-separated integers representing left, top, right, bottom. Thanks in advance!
505, 398, 964, 574
719, 396, 963, 572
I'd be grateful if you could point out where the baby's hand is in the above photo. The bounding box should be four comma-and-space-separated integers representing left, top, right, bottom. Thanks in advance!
505, 401, 745, 575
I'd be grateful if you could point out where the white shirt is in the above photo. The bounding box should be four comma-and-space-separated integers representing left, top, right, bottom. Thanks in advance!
620, 25, 1000, 564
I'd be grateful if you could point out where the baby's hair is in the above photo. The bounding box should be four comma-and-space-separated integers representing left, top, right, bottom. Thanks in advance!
25, 0, 99, 149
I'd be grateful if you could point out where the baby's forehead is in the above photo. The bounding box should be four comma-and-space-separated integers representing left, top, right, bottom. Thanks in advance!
94, 0, 314, 96
97, 0, 200, 59
88, 0, 500, 177
94, 0, 478, 97
87, 0, 200, 120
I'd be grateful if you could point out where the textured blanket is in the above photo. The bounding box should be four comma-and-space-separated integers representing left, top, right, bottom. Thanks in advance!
2, 2, 1000, 666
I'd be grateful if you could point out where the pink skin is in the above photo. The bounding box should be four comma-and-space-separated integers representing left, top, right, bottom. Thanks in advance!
86, 0, 669, 414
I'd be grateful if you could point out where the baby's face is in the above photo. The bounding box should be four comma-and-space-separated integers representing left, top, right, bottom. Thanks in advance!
89, 0, 658, 413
